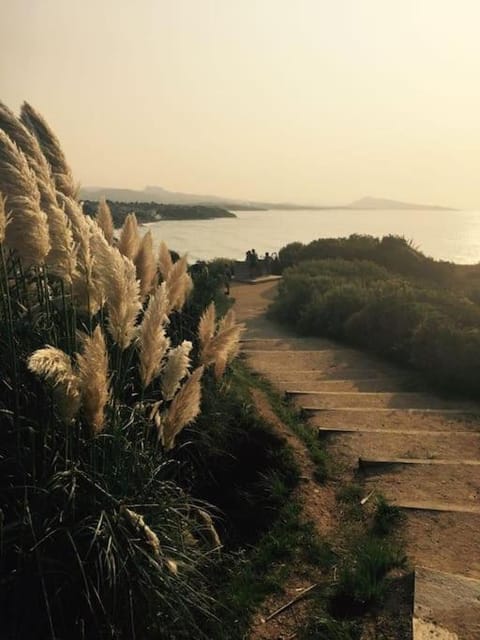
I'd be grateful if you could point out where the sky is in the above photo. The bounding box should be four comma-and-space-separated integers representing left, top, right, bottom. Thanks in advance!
2, 0, 480, 208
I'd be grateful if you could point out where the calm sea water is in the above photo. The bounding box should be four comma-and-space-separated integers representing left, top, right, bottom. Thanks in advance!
142, 209, 480, 264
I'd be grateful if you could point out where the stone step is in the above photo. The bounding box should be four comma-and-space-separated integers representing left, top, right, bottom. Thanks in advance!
319, 429, 480, 462
404, 511, 480, 580
266, 369, 388, 382
413, 566, 480, 640
362, 462, 480, 506
360, 457, 480, 468
290, 391, 476, 411
308, 409, 480, 433
395, 500, 480, 515
275, 378, 413, 393
240, 337, 334, 350
243, 350, 392, 374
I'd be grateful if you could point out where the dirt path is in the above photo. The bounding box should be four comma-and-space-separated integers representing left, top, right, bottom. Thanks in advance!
233, 280, 480, 639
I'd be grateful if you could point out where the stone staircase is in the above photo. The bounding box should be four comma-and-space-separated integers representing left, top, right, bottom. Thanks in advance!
236, 301, 480, 638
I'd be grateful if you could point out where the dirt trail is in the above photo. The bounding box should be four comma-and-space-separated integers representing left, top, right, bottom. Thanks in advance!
233, 280, 480, 590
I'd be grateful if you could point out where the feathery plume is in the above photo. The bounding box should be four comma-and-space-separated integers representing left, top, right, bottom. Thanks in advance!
201, 323, 242, 380
166, 255, 193, 312
117, 212, 140, 261
195, 508, 221, 549
0, 130, 50, 265
57, 196, 103, 314
76, 326, 109, 435
134, 231, 157, 298
160, 365, 204, 450
95, 197, 114, 244
0, 103, 77, 281
20, 102, 78, 199
44, 196, 77, 283
138, 283, 171, 388
161, 341, 192, 401
91, 228, 141, 348
0, 193, 8, 243
0, 101, 52, 189
158, 241, 173, 280
198, 302, 216, 350
121, 507, 162, 560
27, 346, 81, 421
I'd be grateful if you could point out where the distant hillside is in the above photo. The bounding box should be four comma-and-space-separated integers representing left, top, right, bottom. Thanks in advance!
82, 200, 236, 226
80, 185, 263, 210
348, 196, 455, 211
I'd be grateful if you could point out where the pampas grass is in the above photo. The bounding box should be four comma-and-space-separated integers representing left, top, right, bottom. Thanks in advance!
160, 365, 204, 450
27, 346, 81, 421
158, 240, 173, 280
135, 230, 157, 298
161, 340, 192, 401
76, 326, 110, 435
0, 101, 79, 281
0, 193, 7, 243
138, 283, 171, 388
0, 129, 50, 265
199, 304, 242, 378
118, 212, 140, 260
96, 197, 114, 244
0, 100, 247, 639
198, 302, 216, 350
20, 101, 78, 199
166, 255, 193, 312
91, 227, 141, 349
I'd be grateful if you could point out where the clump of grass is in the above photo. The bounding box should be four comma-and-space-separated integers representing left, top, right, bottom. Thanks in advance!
372, 497, 405, 536
331, 537, 406, 615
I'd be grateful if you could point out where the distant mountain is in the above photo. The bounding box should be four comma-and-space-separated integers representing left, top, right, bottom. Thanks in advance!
79, 185, 262, 209
79, 186, 455, 212
348, 196, 455, 211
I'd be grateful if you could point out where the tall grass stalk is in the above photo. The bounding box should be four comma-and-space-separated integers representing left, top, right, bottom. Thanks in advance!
0, 102, 242, 639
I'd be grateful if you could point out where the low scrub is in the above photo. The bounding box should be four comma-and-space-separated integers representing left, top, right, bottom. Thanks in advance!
270, 258, 480, 396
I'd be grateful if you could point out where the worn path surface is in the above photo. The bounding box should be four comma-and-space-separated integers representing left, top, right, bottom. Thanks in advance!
233, 280, 480, 639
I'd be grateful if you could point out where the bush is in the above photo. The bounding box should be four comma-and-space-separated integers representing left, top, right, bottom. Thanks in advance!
270, 257, 480, 397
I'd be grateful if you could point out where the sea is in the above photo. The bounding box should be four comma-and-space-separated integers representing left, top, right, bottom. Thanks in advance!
142, 208, 480, 265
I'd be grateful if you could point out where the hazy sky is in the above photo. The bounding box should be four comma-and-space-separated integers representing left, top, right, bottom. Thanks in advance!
2, 0, 480, 207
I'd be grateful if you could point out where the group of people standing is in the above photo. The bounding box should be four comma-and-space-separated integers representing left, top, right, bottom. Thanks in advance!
245, 248, 277, 278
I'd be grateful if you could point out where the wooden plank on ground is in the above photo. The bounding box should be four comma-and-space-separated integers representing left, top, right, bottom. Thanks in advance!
359, 457, 480, 468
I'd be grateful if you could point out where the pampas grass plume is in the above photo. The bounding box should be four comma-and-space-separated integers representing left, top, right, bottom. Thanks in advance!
20, 101, 78, 199
198, 302, 216, 350
158, 241, 173, 280
138, 283, 171, 388
161, 340, 192, 401
118, 212, 140, 261
91, 228, 141, 349
134, 231, 157, 298
161, 365, 204, 450
0, 193, 8, 243
28, 346, 81, 421
96, 197, 114, 244
0, 130, 50, 265
76, 326, 110, 435
166, 255, 193, 312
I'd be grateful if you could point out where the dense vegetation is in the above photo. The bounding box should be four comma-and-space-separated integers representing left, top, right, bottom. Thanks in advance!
82, 199, 236, 226
0, 100, 300, 640
271, 235, 480, 396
